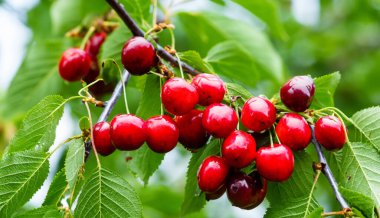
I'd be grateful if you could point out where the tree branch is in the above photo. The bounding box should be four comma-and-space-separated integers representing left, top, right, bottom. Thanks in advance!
310, 125, 350, 210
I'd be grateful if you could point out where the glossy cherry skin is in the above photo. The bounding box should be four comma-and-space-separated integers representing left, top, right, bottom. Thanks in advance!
280, 76, 315, 112
93, 121, 116, 156
256, 144, 294, 182
222, 130, 256, 168
197, 156, 229, 193
85, 32, 107, 57
191, 73, 226, 106
275, 113, 311, 150
161, 78, 199, 116
121, 36, 157, 75
226, 171, 267, 210
59, 48, 91, 82
110, 114, 146, 151
315, 116, 346, 151
241, 97, 276, 132
145, 115, 179, 153
202, 103, 239, 138
174, 109, 209, 151
205, 185, 226, 201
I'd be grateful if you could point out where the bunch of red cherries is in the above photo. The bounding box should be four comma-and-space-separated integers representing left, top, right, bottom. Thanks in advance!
58, 35, 347, 210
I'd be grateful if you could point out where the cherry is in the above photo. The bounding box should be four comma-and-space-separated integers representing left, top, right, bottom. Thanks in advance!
121, 36, 157, 75
256, 144, 294, 182
110, 114, 146, 151
161, 77, 199, 115
202, 103, 238, 138
241, 97, 276, 132
280, 75, 315, 112
191, 73, 226, 106
226, 170, 267, 210
197, 156, 229, 193
145, 115, 179, 153
85, 32, 107, 57
205, 185, 226, 201
222, 130, 256, 168
174, 109, 209, 151
58, 48, 91, 82
93, 121, 115, 156
315, 116, 346, 151
275, 113, 311, 150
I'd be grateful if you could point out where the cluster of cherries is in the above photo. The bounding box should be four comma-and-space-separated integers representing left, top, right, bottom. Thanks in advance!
58, 34, 348, 210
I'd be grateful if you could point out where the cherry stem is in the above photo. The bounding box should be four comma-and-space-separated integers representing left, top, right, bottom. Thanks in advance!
310, 125, 350, 210
84, 101, 101, 168
118, 65, 130, 114
80, 26, 96, 50
159, 77, 164, 115
268, 130, 274, 148
105, 0, 201, 76
152, 0, 158, 27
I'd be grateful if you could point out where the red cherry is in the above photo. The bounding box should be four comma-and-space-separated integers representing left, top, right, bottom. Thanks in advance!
226, 170, 267, 210
202, 103, 238, 138
59, 48, 91, 82
275, 113, 311, 150
197, 156, 229, 193
191, 73, 226, 106
93, 121, 115, 156
145, 115, 179, 153
280, 76, 315, 112
174, 109, 209, 151
315, 116, 346, 151
161, 78, 199, 115
241, 97, 276, 132
85, 32, 107, 57
110, 114, 146, 151
222, 130, 256, 168
256, 144, 294, 182
205, 185, 226, 201
121, 36, 157, 75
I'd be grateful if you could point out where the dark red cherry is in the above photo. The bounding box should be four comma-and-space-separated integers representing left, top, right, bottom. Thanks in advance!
174, 109, 209, 151
241, 97, 276, 132
256, 144, 294, 182
59, 48, 91, 82
280, 76, 315, 112
205, 185, 226, 201
315, 116, 346, 151
85, 32, 107, 57
222, 130, 256, 168
121, 36, 157, 75
197, 156, 229, 193
275, 113, 311, 150
161, 77, 199, 115
110, 114, 146, 151
226, 170, 267, 210
202, 103, 238, 138
191, 73, 226, 106
93, 121, 115, 156
145, 115, 179, 153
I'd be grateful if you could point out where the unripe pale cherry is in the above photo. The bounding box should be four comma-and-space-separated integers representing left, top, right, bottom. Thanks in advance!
191, 73, 226, 106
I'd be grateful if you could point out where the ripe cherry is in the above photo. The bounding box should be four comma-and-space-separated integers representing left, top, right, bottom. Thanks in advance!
145, 115, 179, 153
202, 103, 238, 138
206, 185, 226, 201
315, 116, 346, 151
93, 121, 115, 156
191, 73, 226, 106
280, 76, 315, 112
59, 48, 91, 82
174, 109, 209, 151
222, 130, 256, 168
85, 32, 107, 57
241, 97, 276, 132
161, 78, 199, 116
275, 113, 311, 150
226, 170, 267, 210
256, 144, 294, 182
197, 156, 229, 193
121, 36, 157, 75
110, 114, 146, 151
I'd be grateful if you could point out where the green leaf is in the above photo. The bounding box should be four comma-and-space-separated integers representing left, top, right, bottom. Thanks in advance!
177, 50, 213, 74
127, 75, 164, 184
79, 116, 90, 132
65, 139, 84, 190
7, 95, 65, 154
225, 82, 254, 102
339, 186, 377, 218
13, 206, 62, 218
43, 169, 67, 206
0, 150, 50, 217
311, 72, 341, 109
265, 197, 322, 218
100, 59, 120, 84
4, 41, 66, 118
119, 0, 152, 29
100, 26, 131, 65
74, 167, 142, 218
181, 139, 221, 215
